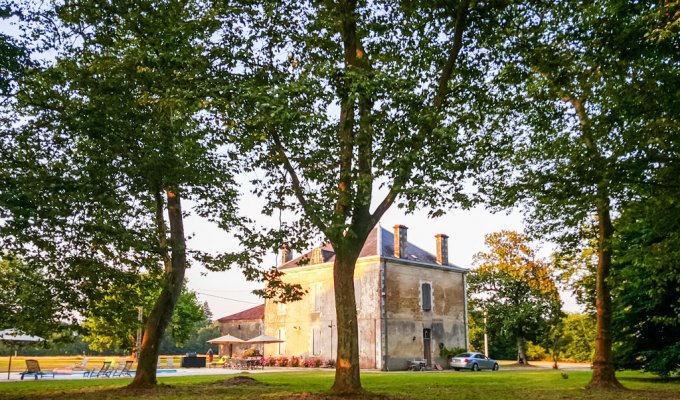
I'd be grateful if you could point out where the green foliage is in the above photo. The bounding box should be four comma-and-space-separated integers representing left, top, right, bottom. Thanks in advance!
439, 346, 467, 361
468, 231, 562, 361
160, 323, 220, 355
612, 179, 680, 376
170, 291, 209, 347
83, 282, 209, 353
0, 256, 67, 338
557, 314, 596, 363
526, 341, 547, 361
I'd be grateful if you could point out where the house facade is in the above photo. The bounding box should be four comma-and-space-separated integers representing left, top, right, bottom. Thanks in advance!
219, 224, 468, 370
216, 304, 264, 356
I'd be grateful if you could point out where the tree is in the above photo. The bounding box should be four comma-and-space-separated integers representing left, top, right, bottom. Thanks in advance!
4, 0, 241, 388
477, 0, 679, 389
83, 281, 209, 353
227, 0, 522, 393
0, 256, 65, 337
611, 159, 680, 377
0, 1, 27, 104
467, 231, 562, 365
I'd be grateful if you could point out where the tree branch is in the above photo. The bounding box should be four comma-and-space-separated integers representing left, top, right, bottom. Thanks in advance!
433, 0, 471, 109
370, 0, 471, 226
270, 129, 328, 233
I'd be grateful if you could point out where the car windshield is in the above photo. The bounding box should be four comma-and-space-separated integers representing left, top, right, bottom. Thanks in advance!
454, 353, 471, 358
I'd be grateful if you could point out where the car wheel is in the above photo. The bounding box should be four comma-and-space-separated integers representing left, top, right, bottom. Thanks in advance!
493, 363, 499, 371
453, 368, 460, 371
472, 363, 479, 372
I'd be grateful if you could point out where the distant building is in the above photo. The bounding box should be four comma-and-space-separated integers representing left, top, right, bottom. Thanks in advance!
216, 303, 264, 356
217, 223, 468, 370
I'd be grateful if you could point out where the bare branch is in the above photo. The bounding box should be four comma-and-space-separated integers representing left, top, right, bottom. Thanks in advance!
270, 129, 328, 233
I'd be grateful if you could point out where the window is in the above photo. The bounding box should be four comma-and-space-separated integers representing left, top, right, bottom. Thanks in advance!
312, 283, 322, 313
278, 329, 286, 355
312, 327, 321, 356
421, 283, 432, 311
277, 302, 286, 315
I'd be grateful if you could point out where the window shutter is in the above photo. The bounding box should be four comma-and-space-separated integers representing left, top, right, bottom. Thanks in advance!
422, 283, 432, 311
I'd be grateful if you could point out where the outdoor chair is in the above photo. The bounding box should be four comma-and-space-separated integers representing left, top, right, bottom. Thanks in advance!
68, 357, 89, 370
112, 360, 134, 377
87, 361, 113, 378
20, 359, 50, 380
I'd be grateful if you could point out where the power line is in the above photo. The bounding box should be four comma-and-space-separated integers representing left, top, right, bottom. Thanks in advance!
196, 291, 262, 305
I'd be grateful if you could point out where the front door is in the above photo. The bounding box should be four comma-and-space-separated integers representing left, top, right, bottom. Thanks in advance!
423, 329, 431, 366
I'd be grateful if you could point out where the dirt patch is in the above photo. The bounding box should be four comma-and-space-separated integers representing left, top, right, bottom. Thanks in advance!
213, 375, 264, 386
504, 363, 540, 368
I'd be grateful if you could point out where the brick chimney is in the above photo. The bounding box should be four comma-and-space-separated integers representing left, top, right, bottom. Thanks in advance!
435, 234, 449, 265
280, 245, 293, 265
393, 225, 408, 259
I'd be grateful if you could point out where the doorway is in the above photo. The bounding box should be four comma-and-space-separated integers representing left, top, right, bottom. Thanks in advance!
423, 328, 431, 365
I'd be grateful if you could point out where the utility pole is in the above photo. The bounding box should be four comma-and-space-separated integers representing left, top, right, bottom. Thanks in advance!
136, 306, 143, 360
484, 310, 489, 357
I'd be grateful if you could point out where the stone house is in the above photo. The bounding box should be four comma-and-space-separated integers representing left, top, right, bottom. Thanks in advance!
216, 303, 264, 356
218, 224, 468, 370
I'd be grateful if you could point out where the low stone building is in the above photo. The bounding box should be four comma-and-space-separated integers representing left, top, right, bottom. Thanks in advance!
216, 303, 264, 356
218, 224, 468, 370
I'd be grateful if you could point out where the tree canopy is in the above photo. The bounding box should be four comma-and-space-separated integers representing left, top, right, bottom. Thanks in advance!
468, 231, 562, 364
475, 0, 680, 388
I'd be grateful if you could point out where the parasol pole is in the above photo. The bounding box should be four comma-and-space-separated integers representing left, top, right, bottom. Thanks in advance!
7, 343, 13, 380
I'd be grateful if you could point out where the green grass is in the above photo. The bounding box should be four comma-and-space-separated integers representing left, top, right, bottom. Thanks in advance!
0, 370, 678, 400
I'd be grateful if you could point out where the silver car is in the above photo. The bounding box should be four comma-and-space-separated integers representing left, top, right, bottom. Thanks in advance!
449, 352, 499, 371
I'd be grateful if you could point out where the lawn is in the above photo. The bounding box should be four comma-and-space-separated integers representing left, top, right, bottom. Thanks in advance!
0, 369, 678, 400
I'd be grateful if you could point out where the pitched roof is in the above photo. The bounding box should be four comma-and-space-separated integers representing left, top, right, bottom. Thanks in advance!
279, 224, 466, 272
217, 304, 265, 322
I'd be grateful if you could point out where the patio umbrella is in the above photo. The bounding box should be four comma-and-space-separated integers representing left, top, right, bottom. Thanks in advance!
0, 329, 45, 379
207, 334, 245, 357
246, 334, 284, 359
246, 334, 284, 344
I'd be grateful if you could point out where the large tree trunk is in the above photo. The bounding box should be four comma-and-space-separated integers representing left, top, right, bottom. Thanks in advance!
587, 198, 623, 389
330, 245, 362, 394
129, 191, 186, 388
516, 336, 528, 365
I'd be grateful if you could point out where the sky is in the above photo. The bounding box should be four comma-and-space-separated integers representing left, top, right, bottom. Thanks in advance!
182, 195, 579, 320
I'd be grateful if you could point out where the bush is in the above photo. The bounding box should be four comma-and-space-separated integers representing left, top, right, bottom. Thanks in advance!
262, 356, 276, 366
526, 341, 548, 361
290, 356, 301, 367
324, 359, 335, 368
277, 357, 289, 367
440, 346, 467, 360
303, 358, 322, 368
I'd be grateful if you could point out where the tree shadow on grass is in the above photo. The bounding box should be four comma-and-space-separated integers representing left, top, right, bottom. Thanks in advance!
619, 376, 680, 384
2, 376, 276, 400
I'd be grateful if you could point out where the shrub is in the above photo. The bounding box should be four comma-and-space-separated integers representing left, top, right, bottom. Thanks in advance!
290, 356, 301, 367
526, 341, 548, 361
440, 346, 467, 360
262, 356, 276, 366
277, 357, 289, 367
324, 359, 335, 368
303, 358, 322, 368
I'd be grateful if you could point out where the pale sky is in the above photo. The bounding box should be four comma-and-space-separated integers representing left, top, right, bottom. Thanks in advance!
183, 195, 579, 320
